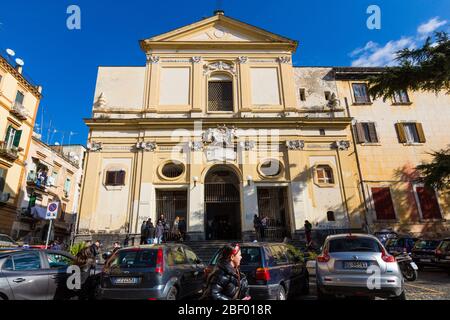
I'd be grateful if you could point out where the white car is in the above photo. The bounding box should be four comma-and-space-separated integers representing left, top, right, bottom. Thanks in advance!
316, 234, 405, 300
0, 234, 18, 249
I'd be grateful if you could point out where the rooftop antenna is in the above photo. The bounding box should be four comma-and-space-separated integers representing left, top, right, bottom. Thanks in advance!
68, 131, 78, 146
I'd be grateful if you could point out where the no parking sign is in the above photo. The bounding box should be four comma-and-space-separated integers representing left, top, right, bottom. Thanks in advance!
46, 202, 59, 220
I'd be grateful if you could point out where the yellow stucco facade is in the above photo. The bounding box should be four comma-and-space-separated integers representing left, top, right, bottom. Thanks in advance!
0, 54, 42, 235
76, 13, 366, 242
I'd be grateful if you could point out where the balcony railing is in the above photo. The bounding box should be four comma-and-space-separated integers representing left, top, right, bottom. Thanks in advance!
0, 141, 19, 162
10, 102, 29, 121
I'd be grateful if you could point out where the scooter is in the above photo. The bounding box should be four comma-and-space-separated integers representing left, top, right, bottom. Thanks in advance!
395, 253, 419, 281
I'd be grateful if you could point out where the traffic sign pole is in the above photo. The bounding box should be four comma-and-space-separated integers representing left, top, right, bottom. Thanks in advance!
45, 219, 53, 249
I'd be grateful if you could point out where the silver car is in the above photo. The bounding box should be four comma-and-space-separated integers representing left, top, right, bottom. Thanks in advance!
316, 234, 405, 300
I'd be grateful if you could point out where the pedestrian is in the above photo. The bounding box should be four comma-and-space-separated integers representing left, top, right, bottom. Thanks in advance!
140, 220, 147, 245
304, 220, 312, 247
112, 242, 121, 254
178, 217, 187, 242
123, 235, 130, 247
260, 216, 268, 241
146, 219, 155, 244
253, 215, 261, 241
73, 247, 96, 300
200, 243, 251, 301
155, 220, 165, 244
172, 216, 180, 241
51, 239, 62, 251
89, 240, 101, 264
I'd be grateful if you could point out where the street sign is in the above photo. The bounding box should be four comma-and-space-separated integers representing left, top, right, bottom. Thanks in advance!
46, 202, 59, 220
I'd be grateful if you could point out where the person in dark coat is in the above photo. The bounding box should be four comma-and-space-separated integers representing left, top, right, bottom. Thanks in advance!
178, 217, 187, 242
304, 220, 313, 247
89, 240, 101, 263
140, 221, 147, 245
146, 219, 155, 244
74, 247, 97, 300
155, 220, 165, 244
200, 243, 251, 300
253, 215, 262, 241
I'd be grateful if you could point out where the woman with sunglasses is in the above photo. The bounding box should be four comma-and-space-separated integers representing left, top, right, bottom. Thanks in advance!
201, 243, 251, 300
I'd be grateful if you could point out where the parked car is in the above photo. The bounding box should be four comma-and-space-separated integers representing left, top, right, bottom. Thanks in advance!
385, 236, 418, 256
411, 239, 442, 269
435, 238, 450, 274
0, 249, 76, 300
98, 244, 205, 300
0, 234, 19, 249
206, 242, 309, 300
374, 230, 398, 246
316, 234, 405, 300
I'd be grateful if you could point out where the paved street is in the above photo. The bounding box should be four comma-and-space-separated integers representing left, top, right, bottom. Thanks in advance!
302, 268, 450, 300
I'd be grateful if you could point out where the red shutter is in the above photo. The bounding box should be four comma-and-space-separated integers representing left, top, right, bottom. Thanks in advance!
371, 187, 396, 220
416, 187, 442, 219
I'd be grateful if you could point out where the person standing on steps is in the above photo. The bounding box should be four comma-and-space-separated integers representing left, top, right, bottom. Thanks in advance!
304, 220, 313, 248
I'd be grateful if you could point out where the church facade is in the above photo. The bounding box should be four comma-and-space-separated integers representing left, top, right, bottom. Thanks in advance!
75, 12, 384, 242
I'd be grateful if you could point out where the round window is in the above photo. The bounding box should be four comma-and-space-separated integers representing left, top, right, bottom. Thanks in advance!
161, 162, 184, 179
259, 160, 282, 177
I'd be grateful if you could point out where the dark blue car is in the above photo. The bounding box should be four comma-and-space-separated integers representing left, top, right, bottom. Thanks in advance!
205, 242, 309, 300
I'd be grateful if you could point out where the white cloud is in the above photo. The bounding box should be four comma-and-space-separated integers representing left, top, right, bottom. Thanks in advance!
351, 37, 415, 67
417, 17, 447, 36
350, 17, 448, 67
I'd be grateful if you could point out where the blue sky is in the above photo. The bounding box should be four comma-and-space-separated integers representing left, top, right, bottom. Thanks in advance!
0, 0, 449, 145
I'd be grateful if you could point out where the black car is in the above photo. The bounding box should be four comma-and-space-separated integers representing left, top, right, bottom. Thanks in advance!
385, 236, 418, 256
411, 239, 442, 269
435, 238, 450, 274
99, 244, 205, 300
0, 249, 76, 300
206, 242, 309, 300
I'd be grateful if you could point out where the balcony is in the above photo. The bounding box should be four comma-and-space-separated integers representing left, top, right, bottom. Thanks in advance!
26, 171, 49, 191
0, 141, 19, 162
10, 102, 29, 121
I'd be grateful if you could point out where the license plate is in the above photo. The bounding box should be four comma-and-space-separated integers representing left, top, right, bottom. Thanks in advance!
420, 259, 432, 263
112, 277, 139, 285
410, 262, 418, 270
344, 261, 369, 269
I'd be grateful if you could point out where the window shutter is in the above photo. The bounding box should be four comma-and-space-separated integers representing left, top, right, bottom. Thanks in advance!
354, 123, 365, 143
118, 170, 126, 185
416, 187, 441, 219
415, 123, 426, 143
13, 130, 22, 148
395, 123, 407, 143
106, 171, 114, 186
371, 187, 396, 220
4, 126, 13, 144
368, 123, 378, 143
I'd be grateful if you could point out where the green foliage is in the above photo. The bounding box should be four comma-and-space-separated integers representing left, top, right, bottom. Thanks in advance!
416, 148, 450, 191
368, 32, 450, 101
69, 242, 86, 257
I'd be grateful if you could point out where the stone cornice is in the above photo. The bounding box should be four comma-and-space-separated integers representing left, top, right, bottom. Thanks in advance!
0, 56, 42, 99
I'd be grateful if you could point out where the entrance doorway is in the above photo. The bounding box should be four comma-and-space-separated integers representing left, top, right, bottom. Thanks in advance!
155, 190, 187, 241
257, 187, 291, 241
204, 167, 241, 240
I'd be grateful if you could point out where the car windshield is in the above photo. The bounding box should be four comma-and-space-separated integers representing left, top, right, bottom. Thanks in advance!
385, 239, 399, 247
329, 237, 382, 253
109, 249, 157, 268
414, 240, 440, 250
438, 241, 450, 252
0, 235, 15, 243
211, 247, 261, 266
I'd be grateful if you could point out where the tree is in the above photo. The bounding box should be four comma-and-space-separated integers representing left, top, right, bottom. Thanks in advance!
368, 32, 450, 100
416, 148, 450, 191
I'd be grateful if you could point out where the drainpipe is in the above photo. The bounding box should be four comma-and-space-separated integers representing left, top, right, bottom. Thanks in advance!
344, 97, 371, 233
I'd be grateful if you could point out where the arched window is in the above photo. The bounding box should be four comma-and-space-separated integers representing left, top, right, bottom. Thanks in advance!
208, 73, 233, 112
316, 165, 334, 184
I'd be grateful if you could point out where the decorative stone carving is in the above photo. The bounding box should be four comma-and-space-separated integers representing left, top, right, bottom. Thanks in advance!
190, 141, 204, 151
203, 61, 236, 76
286, 140, 305, 150
147, 56, 160, 64
335, 140, 351, 151
191, 56, 202, 64
94, 92, 107, 109
237, 56, 248, 64
136, 142, 157, 152
277, 56, 291, 64
86, 141, 102, 152
240, 141, 256, 151
202, 125, 237, 147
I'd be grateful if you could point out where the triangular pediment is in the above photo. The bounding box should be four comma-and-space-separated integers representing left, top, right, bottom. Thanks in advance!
142, 14, 296, 44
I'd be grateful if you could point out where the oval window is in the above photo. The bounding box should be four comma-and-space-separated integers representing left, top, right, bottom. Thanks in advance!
161, 162, 184, 179
259, 160, 282, 177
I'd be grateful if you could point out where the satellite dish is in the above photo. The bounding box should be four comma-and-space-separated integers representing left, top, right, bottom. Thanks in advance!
15, 58, 25, 66
6, 48, 15, 57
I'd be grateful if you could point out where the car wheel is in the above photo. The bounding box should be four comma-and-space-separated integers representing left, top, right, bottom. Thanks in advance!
166, 286, 178, 301
391, 291, 406, 300
301, 273, 310, 295
277, 285, 287, 300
